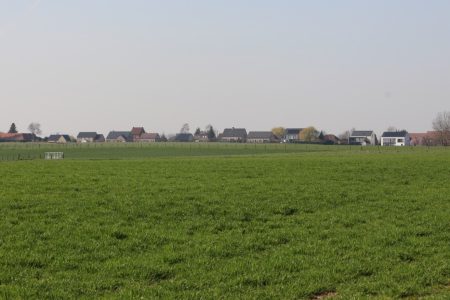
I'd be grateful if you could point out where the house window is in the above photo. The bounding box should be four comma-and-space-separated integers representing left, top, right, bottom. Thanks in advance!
384, 138, 396, 146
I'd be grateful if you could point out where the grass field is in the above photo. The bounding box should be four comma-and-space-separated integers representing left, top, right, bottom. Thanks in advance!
1, 145, 450, 299
0, 142, 436, 160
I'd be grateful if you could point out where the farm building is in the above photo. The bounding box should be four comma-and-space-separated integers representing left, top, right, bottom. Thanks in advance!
410, 131, 446, 146
284, 128, 304, 142
48, 134, 73, 143
349, 130, 377, 146
0, 133, 36, 142
194, 131, 210, 142
381, 131, 410, 146
131, 127, 146, 141
220, 128, 247, 143
323, 134, 340, 144
137, 133, 161, 142
106, 131, 132, 142
77, 132, 105, 143
174, 133, 194, 142
247, 131, 279, 143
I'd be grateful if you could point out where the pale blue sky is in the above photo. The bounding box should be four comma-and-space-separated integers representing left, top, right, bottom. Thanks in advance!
1, 0, 449, 136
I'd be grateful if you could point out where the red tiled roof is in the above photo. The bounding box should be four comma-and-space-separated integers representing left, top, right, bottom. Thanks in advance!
0, 133, 35, 141
0, 133, 19, 139
410, 131, 440, 139
131, 127, 145, 135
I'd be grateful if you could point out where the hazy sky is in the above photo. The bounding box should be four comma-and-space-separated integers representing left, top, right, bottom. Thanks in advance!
1, 0, 449, 136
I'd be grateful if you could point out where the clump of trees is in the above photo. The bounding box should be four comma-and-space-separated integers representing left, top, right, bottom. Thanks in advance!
5, 122, 43, 137
299, 126, 319, 142
432, 111, 450, 146
192, 124, 217, 141
271, 127, 285, 139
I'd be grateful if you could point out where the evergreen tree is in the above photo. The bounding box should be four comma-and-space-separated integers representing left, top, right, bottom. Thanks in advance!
8, 123, 18, 134
318, 131, 324, 140
207, 125, 216, 140
195, 127, 201, 136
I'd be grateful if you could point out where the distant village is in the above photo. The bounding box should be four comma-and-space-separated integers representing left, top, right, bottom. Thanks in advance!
1, 119, 449, 146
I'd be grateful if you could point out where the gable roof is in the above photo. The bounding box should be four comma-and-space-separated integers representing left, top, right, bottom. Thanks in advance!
324, 134, 339, 141
0, 133, 18, 139
0, 133, 35, 142
382, 131, 408, 138
106, 131, 132, 141
222, 128, 247, 139
48, 134, 71, 142
139, 133, 160, 140
410, 131, 440, 139
175, 133, 194, 142
247, 131, 276, 139
77, 132, 98, 139
131, 127, 145, 136
351, 130, 374, 137
285, 128, 304, 135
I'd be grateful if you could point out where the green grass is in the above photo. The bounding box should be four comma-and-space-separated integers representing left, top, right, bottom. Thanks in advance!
0, 148, 449, 299
0, 142, 323, 160
0, 142, 439, 160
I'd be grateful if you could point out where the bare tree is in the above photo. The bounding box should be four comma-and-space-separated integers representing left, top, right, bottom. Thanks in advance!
338, 130, 351, 144
28, 122, 42, 136
180, 123, 190, 134
386, 126, 397, 132
432, 111, 450, 146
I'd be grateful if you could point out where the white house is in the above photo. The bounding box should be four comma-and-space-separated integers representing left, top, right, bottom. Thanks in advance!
77, 132, 105, 143
284, 128, 304, 142
381, 131, 410, 146
247, 131, 279, 143
349, 130, 377, 146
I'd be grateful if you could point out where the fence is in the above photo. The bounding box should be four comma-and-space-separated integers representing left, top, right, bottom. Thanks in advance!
0, 153, 42, 161
45, 152, 64, 160
0, 142, 448, 161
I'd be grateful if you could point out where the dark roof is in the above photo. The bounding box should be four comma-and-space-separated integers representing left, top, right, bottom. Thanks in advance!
77, 132, 98, 139
382, 131, 408, 138
19, 133, 36, 141
131, 127, 145, 135
247, 131, 275, 139
48, 134, 71, 142
106, 131, 132, 141
175, 133, 194, 142
222, 128, 247, 139
351, 130, 374, 137
285, 128, 304, 135
95, 134, 105, 141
